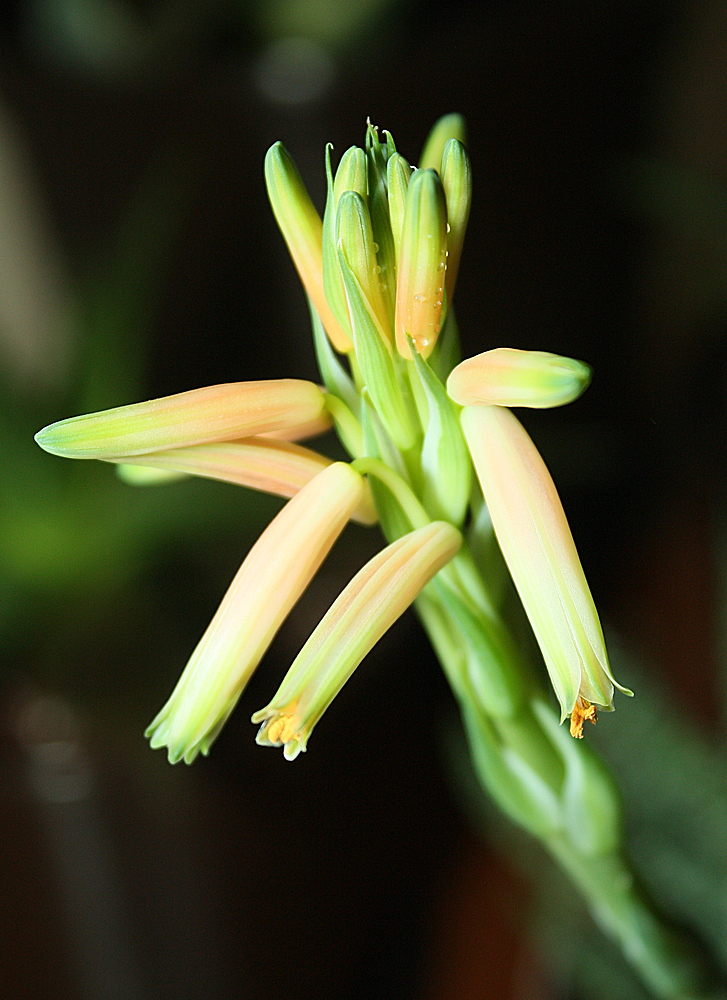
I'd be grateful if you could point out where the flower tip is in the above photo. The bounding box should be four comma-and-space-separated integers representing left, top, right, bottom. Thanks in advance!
34, 420, 77, 458
145, 712, 200, 764
253, 709, 308, 760
419, 114, 467, 171
148, 728, 203, 766
283, 741, 306, 761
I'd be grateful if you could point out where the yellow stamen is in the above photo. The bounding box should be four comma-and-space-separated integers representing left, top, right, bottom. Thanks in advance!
262, 713, 299, 745
569, 698, 597, 739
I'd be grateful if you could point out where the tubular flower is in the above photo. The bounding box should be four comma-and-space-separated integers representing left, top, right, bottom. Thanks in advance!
107, 439, 378, 524
146, 462, 365, 763
394, 168, 448, 359
253, 521, 461, 759
460, 404, 631, 734
34, 380, 327, 459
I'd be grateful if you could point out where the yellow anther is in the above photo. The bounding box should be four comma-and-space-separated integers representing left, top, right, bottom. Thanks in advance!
569, 698, 598, 739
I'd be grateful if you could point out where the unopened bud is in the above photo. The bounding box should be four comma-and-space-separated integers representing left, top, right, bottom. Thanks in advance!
387, 152, 411, 270
322, 146, 368, 338
440, 138, 472, 302
265, 142, 351, 352
395, 169, 448, 359
418, 113, 467, 172
34, 380, 327, 459
336, 190, 391, 341
447, 348, 592, 409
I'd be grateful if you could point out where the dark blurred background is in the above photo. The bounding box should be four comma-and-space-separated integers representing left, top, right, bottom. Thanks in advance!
2, 2, 727, 998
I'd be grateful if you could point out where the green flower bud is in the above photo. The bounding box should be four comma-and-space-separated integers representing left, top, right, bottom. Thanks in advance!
265, 142, 351, 352
410, 345, 471, 525
322, 145, 368, 338
337, 244, 418, 452
387, 152, 411, 270
440, 138, 472, 303
418, 113, 467, 172
395, 169, 448, 359
435, 582, 525, 719
333, 145, 368, 202
336, 190, 391, 341
365, 128, 397, 326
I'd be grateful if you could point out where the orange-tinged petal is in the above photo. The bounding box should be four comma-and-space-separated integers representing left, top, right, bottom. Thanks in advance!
265, 142, 352, 352
448, 348, 591, 409
395, 169, 448, 359
260, 410, 333, 441
110, 438, 377, 525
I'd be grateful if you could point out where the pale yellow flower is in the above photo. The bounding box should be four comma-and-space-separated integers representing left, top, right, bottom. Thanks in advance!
108, 438, 377, 524
253, 521, 461, 759
461, 404, 631, 733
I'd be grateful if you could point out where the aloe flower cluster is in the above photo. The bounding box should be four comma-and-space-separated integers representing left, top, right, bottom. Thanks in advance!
37, 117, 721, 999
36, 114, 629, 765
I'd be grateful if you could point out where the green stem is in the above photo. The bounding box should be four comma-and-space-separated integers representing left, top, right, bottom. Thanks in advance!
547, 839, 716, 1000
324, 395, 364, 458
351, 457, 430, 529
